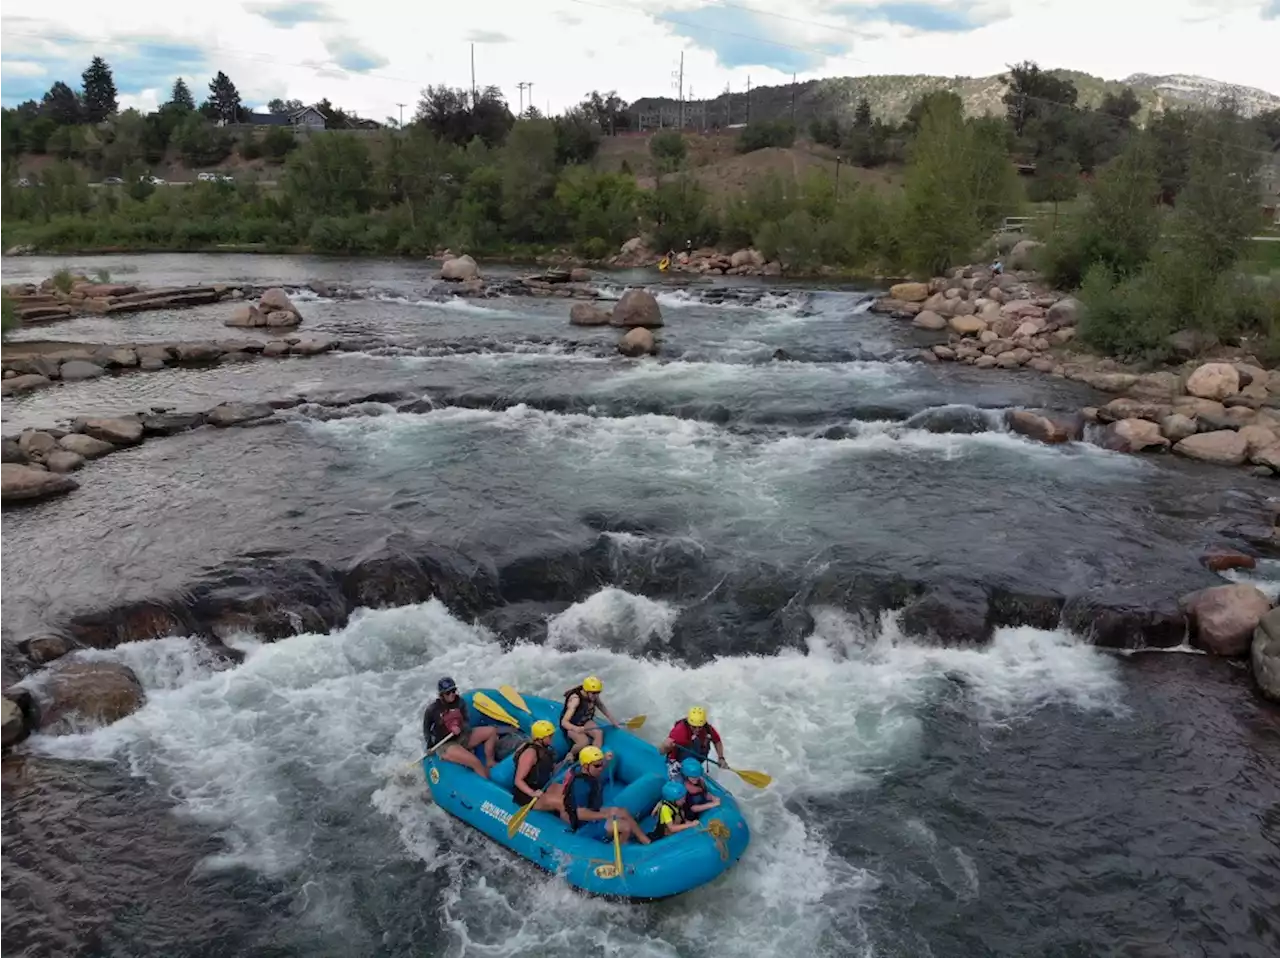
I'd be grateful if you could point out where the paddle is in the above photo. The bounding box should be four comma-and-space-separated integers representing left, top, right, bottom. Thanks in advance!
507, 794, 537, 838
612, 819, 623, 876
606, 715, 646, 730
401, 732, 455, 772
724, 766, 772, 789
472, 691, 522, 728
498, 685, 531, 714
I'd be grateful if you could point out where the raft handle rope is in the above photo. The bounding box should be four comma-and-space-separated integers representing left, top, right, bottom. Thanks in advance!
701, 818, 732, 861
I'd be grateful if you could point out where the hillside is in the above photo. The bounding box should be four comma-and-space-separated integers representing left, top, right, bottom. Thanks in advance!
631, 70, 1280, 128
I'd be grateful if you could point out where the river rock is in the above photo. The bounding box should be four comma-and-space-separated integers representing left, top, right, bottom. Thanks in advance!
730, 249, 765, 268
949, 315, 987, 336
1099, 398, 1171, 424
2, 695, 28, 747
262, 341, 290, 357
932, 345, 956, 360
174, 342, 223, 363
35, 660, 146, 733
206, 402, 273, 428
912, 310, 947, 331
1185, 362, 1240, 401
21, 634, 72, 664
1105, 419, 1170, 453
1006, 410, 1082, 444
1180, 583, 1272, 656
1160, 414, 1198, 443
1252, 607, 1280, 701
259, 287, 303, 323
889, 282, 929, 303
569, 303, 611, 326
1201, 547, 1256, 572
97, 347, 139, 368
142, 411, 205, 436
611, 289, 664, 329
265, 310, 298, 327
1251, 444, 1280, 473
1, 374, 52, 395
1, 439, 24, 463
1, 463, 78, 502
1174, 430, 1247, 466
1007, 239, 1042, 270
1238, 424, 1277, 458
77, 417, 144, 446
1047, 297, 1080, 326
18, 430, 58, 460
59, 360, 106, 381
44, 450, 85, 473
441, 255, 480, 282
618, 327, 657, 357
569, 267, 594, 283
290, 335, 336, 356
225, 303, 265, 327
58, 433, 116, 459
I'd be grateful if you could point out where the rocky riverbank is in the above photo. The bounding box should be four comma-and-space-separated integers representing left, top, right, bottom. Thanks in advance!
874, 265, 1280, 477
2, 275, 277, 324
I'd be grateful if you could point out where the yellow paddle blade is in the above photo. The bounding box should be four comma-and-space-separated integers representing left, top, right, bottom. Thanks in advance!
729, 767, 772, 789
472, 691, 521, 728
622, 715, 646, 730
498, 685, 531, 714
507, 796, 536, 838
612, 819, 623, 874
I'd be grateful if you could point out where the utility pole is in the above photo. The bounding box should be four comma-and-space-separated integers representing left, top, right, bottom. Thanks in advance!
470, 43, 477, 107
517, 81, 532, 114
670, 53, 684, 130
395, 102, 405, 128
790, 73, 796, 127
746, 75, 752, 124
678, 51, 685, 129
724, 82, 731, 127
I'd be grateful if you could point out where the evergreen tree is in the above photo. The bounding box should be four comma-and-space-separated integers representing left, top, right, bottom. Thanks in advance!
207, 71, 243, 123
81, 57, 119, 122
853, 98, 872, 129
169, 78, 195, 111
41, 81, 83, 126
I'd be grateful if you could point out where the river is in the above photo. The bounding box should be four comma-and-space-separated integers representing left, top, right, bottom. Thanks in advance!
2, 253, 1278, 958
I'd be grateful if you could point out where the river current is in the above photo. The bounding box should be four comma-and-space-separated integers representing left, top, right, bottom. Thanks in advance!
2, 253, 1278, 958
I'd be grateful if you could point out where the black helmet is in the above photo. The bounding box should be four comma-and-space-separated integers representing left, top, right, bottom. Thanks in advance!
438, 676, 458, 694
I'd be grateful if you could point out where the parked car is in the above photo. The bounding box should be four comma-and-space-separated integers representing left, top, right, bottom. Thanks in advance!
102, 176, 124, 186
139, 175, 166, 186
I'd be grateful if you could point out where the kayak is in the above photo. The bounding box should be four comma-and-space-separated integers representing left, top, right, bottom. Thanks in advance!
423, 688, 751, 900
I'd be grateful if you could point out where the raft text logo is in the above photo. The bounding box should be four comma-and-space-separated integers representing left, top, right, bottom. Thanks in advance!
481, 801, 541, 841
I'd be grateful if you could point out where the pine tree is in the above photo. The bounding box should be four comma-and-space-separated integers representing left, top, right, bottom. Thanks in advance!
853, 98, 872, 129
81, 57, 118, 123
169, 78, 195, 111
207, 71, 243, 124
41, 81, 83, 126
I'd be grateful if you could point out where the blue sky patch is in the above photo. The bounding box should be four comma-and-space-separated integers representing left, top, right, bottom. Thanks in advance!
832, 1, 1004, 32
661, 6, 850, 72
243, 1, 338, 28
0, 35, 211, 106
324, 37, 389, 73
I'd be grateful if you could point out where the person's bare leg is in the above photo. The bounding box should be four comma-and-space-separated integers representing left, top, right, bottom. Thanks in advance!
535, 783, 563, 812
566, 728, 589, 759
589, 727, 603, 748
442, 743, 488, 778
470, 727, 498, 768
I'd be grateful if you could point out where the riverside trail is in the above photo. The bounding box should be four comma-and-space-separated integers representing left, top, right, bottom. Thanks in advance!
3, 253, 1278, 958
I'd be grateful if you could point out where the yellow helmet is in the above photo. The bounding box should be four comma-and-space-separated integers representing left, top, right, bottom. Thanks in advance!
582, 676, 603, 693
687, 706, 708, 727
531, 719, 555, 740
579, 745, 605, 765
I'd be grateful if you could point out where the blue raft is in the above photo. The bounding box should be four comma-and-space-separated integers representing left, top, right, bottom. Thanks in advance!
423, 689, 751, 900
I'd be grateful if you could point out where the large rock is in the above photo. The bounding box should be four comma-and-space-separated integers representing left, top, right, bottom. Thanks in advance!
1046, 297, 1080, 327
1, 374, 52, 395
259, 287, 303, 323
78, 417, 144, 446
1007, 239, 1043, 270
59, 360, 106, 381
206, 402, 273, 428
1160, 413, 1198, 444
888, 282, 929, 303
1184, 362, 1240, 401
1006, 410, 1082, 444
34, 660, 146, 733
1173, 430, 1248, 466
58, 433, 116, 459
610, 289, 664, 329
948, 315, 987, 336
45, 450, 85, 473
729, 248, 765, 268
1105, 419, 1170, 453
2, 463, 78, 503
225, 303, 265, 327
18, 430, 58, 460
1180, 583, 1272, 656
289, 336, 336, 356
618, 327, 656, 357
912, 309, 948, 331
440, 254, 480, 282
569, 302, 611, 326
1252, 607, 1280, 702
2, 696, 27, 747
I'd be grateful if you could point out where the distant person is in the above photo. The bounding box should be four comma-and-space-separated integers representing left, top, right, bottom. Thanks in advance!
659, 706, 727, 777
511, 719, 562, 812
650, 779, 698, 840
423, 677, 499, 778
677, 757, 721, 820
561, 746, 651, 845
991, 260, 1004, 275
561, 675, 621, 760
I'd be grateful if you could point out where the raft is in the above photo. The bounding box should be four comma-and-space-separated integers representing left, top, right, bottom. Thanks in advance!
423, 689, 751, 900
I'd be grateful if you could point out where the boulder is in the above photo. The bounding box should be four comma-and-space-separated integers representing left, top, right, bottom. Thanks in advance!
569, 302, 612, 326
1173, 430, 1248, 466
1180, 584, 1272, 656
1252, 607, 1280, 702
262, 341, 291, 357
135, 344, 173, 365
1105, 419, 1170, 453
59, 360, 106, 381
206, 402, 273, 428
225, 303, 265, 327
912, 310, 948, 331
259, 287, 303, 320
1184, 362, 1240, 401
1006, 410, 1082, 444
18, 430, 58, 460
77, 417, 144, 446
729, 248, 765, 268
2, 696, 28, 747
1251, 444, 1280, 473
265, 310, 299, 327
1201, 548, 1257, 572
21, 634, 73, 664
1, 374, 52, 395
1, 463, 78, 503
569, 267, 594, 283
888, 282, 929, 303
440, 254, 480, 282
289, 336, 336, 356
174, 342, 224, 363
45, 450, 85, 473
618, 327, 657, 357
34, 660, 146, 733
1160, 414, 1198, 444
948, 315, 987, 336
1167, 329, 1218, 360
1, 439, 25, 464
1238, 424, 1277, 458
1007, 239, 1043, 270
142, 412, 205, 436
58, 433, 116, 459
1047, 296, 1080, 327
610, 289, 664, 329
97, 347, 139, 368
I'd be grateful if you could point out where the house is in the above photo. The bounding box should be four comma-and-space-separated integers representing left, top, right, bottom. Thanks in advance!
242, 112, 291, 127
290, 105, 328, 131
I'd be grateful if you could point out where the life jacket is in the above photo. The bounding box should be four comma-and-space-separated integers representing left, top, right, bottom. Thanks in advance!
649, 798, 687, 840
561, 686, 597, 727
674, 719, 712, 760
426, 699, 467, 748
561, 767, 604, 831
510, 741, 555, 806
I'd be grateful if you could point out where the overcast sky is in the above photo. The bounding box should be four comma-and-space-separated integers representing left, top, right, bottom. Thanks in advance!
2, 0, 1278, 120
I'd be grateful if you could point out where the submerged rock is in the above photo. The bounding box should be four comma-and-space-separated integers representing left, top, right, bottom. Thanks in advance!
1180, 583, 1272, 656
619, 327, 657, 357
33, 660, 145, 733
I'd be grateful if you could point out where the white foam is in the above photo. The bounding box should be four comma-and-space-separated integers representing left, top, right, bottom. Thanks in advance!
546, 588, 680, 650
24, 594, 1124, 954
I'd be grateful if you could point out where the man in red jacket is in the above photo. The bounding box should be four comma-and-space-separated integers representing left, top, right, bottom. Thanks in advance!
658, 706, 727, 777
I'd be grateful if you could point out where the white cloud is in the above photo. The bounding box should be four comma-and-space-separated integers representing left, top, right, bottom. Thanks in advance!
0, 0, 1276, 117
